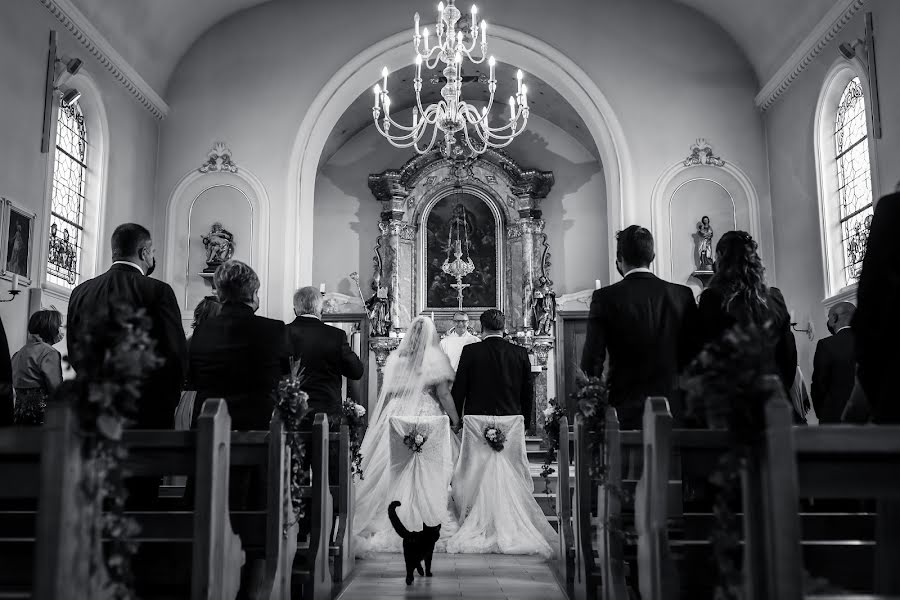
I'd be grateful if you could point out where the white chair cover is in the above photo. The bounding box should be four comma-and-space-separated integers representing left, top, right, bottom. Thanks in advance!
446, 415, 557, 557
388, 415, 455, 530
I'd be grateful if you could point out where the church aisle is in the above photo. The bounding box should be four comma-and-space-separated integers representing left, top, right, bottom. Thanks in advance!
337, 553, 566, 599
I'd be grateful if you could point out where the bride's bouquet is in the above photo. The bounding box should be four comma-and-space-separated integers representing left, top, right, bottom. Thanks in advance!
341, 398, 366, 480
483, 425, 506, 452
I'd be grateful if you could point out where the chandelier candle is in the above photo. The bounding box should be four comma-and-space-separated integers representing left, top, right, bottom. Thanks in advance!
373, 0, 529, 158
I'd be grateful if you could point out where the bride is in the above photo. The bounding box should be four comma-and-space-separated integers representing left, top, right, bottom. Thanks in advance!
352, 316, 461, 555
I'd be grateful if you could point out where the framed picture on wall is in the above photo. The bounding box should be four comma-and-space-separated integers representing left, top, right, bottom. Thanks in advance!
0, 197, 36, 285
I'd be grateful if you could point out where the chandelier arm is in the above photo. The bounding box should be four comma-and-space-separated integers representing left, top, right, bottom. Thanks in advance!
380, 111, 421, 134
414, 120, 441, 154
461, 122, 489, 155
373, 119, 421, 147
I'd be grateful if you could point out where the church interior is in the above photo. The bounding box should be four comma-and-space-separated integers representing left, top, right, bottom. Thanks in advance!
1, 0, 900, 598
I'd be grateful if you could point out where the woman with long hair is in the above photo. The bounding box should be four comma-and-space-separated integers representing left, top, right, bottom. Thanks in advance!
697, 230, 798, 399
353, 315, 460, 555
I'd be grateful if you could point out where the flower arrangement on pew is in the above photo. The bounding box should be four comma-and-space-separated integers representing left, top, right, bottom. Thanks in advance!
275, 361, 311, 520
341, 398, 366, 479
683, 322, 773, 600
403, 430, 427, 454
483, 424, 506, 452
59, 304, 162, 599
539, 398, 566, 495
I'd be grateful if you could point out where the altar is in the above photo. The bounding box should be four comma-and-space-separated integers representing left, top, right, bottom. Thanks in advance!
356, 149, 557, 434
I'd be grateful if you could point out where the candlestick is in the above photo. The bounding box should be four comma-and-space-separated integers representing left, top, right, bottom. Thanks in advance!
373, 84, 381, 109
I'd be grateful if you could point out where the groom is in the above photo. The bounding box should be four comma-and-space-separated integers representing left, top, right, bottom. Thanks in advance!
451, 309, 533, 426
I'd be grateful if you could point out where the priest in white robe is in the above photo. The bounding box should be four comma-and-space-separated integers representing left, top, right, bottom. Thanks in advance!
439, 311, 480, 371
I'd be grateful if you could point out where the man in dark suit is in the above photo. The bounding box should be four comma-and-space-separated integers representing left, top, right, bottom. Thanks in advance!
452, 309, 533, 425
0, 315, 11, 427
286, 286, 364, 424
580, 225, 698, 429
812, 302, 856, 424
187, 260, 290, 431
68, 223, 187, 428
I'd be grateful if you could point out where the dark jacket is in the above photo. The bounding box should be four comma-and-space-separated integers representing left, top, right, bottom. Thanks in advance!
811, 328, 856, 424
697, 286, 797, 397
451, 336, 533, 425
67, 263, 187, 428
286, 316, 364, 418
852, 192, 900, 423
580, 271, 699, 428
0, 315, 11, 426
187, 302, 290, 430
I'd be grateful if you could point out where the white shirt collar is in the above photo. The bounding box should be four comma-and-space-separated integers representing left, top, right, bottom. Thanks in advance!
112, 260, 144, 275
624, 267, 653, 276
299, 314, 321, 320
449, 329, 473, 337
482, 333, 505, 340
836, 325, 852, 333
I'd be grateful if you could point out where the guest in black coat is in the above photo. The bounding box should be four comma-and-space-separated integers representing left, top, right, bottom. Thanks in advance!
696, 231, 798, 413
851, 191, 900, 424
811, 302, 856, 423
68, 223, 187, 428
452, 309, 533, 426
187, 260, 290, 431
286, 286, 364, 425
0, 315, 12, 427
580, 225, 699, 428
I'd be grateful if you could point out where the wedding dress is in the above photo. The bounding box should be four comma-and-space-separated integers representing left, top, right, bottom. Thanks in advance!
352, 317, 460, 556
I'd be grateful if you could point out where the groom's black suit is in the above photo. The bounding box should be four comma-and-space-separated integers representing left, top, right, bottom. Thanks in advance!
451, 336, 533, 424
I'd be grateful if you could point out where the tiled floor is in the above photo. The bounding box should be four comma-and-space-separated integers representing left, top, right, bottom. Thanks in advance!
337, 553, 567, 599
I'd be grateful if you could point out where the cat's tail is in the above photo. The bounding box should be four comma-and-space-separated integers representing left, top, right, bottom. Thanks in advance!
388, 501, 411, 539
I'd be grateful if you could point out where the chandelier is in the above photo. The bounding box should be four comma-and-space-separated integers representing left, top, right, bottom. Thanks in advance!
373, 0, 529, 159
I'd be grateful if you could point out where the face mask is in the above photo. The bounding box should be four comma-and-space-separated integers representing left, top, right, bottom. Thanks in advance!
145, 256, 156, 276
827, 321, 835, 335
615, 261, 623, 277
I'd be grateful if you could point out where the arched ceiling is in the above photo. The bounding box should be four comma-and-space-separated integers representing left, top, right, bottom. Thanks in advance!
66, 0, 839, 99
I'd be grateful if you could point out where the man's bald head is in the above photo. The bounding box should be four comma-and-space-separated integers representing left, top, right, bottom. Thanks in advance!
827, 301, 856, 333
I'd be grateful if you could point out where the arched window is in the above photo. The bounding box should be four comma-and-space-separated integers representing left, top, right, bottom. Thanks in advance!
814, 62, 877, 300
833, 77, 873, 286
47, 99, 87, 288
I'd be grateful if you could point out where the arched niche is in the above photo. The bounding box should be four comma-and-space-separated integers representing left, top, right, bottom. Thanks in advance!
650, 140, 760, 288
163, 147, 270, 324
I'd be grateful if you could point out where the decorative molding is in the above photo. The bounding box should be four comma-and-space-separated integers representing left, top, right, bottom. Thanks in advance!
36, 0, 169, 120
199, 142, 238, 173
755, 0, 866, 112
683, 139, 725, 167
821, 283, 858, 313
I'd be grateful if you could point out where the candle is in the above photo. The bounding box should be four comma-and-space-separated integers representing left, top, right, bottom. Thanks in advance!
388, 331, 398, 339
10, 274, 18, 292
516, 69, 523, 93
488, 55, 495, 80
398, 332, 406, 339
381, 66, 389, 94
509, 96, 515, 120
595, 279, 602, 290
481, 19, 486, 44
414, 12, 420, 36
319, 283, 326, 294
431, 311, 435, 321
423, 27, 430, 50
373, 84, 380, 109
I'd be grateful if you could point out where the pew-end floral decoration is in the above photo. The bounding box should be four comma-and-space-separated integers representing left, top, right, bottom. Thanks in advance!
403, 430, 427, 454
540, 398, 566, 496
276, 360, 311, 519
341, 398, 366, 480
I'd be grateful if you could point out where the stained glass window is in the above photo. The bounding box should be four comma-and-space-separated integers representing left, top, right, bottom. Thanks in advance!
833, 77, 873, 286
47, 100, 86, 288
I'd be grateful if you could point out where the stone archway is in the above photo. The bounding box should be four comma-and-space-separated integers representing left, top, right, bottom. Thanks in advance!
284, 25, 633, 320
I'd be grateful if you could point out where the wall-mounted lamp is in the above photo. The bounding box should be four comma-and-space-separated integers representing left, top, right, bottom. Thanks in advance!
0, 274, 23, 303
53, 56, 82, 88
789, 309, 816, 341
839, 12, 881, 138
60, 88, 81, 107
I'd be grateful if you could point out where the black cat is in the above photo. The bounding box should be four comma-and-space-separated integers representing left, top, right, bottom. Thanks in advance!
388, 500, 441, 585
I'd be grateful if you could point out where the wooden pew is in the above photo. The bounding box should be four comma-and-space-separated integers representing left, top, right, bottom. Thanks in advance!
555, 416, 574, 591
329, 424, 354, 583
747, 385, 900, 599
0, 397, 245, 599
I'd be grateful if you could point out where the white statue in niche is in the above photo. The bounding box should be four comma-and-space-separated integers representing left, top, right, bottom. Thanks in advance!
201, 222, 235, 272
697, 215, 714, 271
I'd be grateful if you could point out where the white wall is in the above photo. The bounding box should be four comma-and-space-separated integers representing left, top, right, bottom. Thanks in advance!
313, 111, 605, 298
156, 0, 771, 321
0, 0, 159, 352
764, 0, 900, 377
